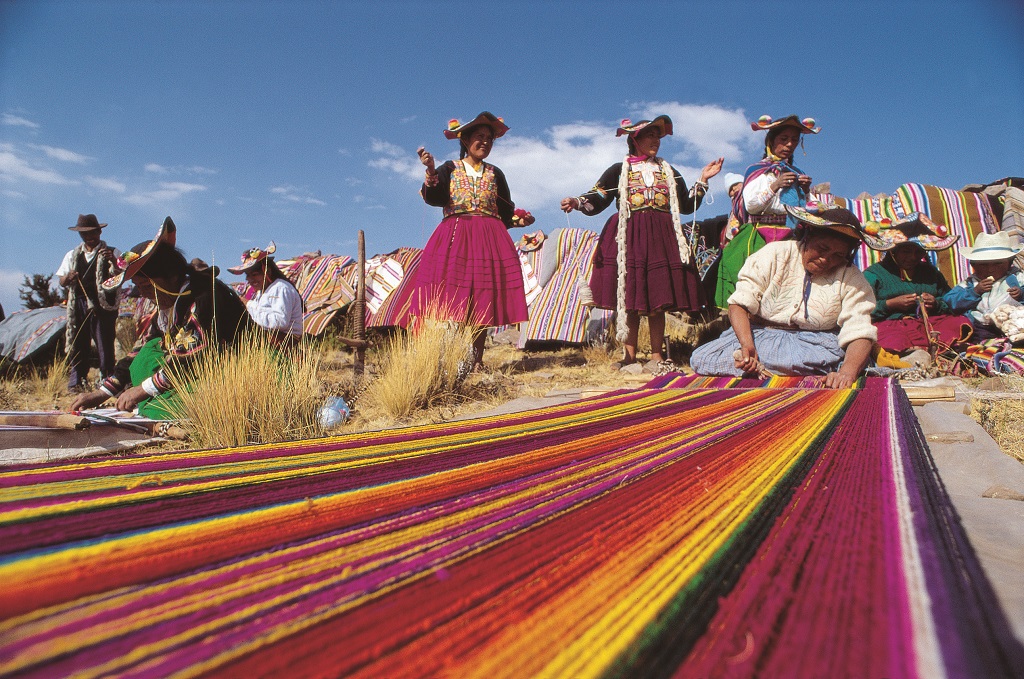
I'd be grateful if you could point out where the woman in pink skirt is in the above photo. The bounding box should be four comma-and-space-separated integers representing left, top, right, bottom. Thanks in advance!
412, 111, 534, 368
561, 116, 722, 367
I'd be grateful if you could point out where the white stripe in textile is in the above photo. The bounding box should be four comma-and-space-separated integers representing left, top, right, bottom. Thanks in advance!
887, 381, 947, 679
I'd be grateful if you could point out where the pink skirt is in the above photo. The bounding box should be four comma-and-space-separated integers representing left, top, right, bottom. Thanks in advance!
589, 210, 704, 315
874, 314, 973, 353
409, 214, 529, 327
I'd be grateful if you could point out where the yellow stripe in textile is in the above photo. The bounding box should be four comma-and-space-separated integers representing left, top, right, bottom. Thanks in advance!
462, 390, 853, 678
0, 390, 695, 512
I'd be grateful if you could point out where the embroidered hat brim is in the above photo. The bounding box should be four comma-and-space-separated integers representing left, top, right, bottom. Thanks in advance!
228, 241, 278, 274
616, 115, 673, 138
785, 204, 865, 242
443, 112, 509, 140
101, 216, 177, 290
750, 115, 821, 134
862, 212, 959, 252
517, 230, 546, 252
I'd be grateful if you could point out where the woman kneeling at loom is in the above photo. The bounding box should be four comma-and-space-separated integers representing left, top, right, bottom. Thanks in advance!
690, 205, 876, 389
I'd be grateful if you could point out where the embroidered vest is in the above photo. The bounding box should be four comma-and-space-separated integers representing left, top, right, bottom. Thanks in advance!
624, 161, 671, 212
443, 161, 500, 219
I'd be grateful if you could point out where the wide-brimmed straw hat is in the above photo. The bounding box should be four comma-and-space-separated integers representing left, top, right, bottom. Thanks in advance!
862, 212, 958, 252
443, 112, 509, 140
228, 242, 278, 274
785, 204, 865, 242
102, 216, 177, 290
750, 114, 820, 134
616, 115, 673, 138
69, 213, 107, 232
961, 232, 1023, 262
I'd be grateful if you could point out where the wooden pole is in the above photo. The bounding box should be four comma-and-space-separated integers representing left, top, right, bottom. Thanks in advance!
354, 230, 366, 376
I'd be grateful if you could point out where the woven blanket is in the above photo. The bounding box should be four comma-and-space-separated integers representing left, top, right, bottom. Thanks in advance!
0, 378, 1019, 677
367, 248, 421, 328
835, 183, 1001, 286
277, 253, 356, 336
517, 227, 613, 347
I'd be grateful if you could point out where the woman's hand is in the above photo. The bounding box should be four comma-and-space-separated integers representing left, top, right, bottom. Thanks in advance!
823, 371, 856, 389
919, 292, 937, 310
1010, 286, 1022, 301
115, 385, 149, 413
733, 343, 760, 373
771, 172, 799, 192
416, 146, 436, 174
886, 294, 919, 313
797, 174, 813, 189
560, 197, 579, 213
975, 276, 995, 295
699, 157, 724, 182
69, 389, 110, 412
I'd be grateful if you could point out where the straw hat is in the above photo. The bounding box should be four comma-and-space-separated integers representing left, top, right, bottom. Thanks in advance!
961, 232, 1023, 262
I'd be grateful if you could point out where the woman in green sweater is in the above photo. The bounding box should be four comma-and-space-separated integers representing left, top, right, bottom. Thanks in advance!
862, 212, 972, 356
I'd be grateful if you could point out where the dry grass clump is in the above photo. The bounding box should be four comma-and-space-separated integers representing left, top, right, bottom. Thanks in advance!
969, 373, 1024, 462
360, 319, 474, 421
27, 357, 70, 406
164, 332, 328, 448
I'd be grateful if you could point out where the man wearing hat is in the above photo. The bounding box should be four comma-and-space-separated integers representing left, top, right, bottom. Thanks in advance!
55, 214, 121, 390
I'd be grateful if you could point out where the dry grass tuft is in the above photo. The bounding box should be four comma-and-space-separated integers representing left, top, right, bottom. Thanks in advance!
27, 357, 70, 406
360, 319, 475, 421
164, 332, 328, 448
969, 373, 1024, 462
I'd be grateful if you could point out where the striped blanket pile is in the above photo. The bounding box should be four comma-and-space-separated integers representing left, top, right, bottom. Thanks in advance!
836, 183, 1001, 286
277, 253, 356, 336
0, 378, 1019, 677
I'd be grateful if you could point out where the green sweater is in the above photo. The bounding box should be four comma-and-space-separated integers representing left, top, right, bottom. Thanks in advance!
863, 255, 952, 322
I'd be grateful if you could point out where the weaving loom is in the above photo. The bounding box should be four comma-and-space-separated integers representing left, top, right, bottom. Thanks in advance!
0, 378, 1020, 677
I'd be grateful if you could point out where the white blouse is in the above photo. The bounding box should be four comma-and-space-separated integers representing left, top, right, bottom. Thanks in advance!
246, 278, 303, 336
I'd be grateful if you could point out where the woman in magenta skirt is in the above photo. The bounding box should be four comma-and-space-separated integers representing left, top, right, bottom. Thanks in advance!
412, 111, 534, 368
561, 115, 722, 367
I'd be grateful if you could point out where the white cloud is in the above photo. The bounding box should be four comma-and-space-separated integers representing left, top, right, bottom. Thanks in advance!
29, 144, 92, 164
144, 163, 215, 175
270, 185, 326, 206
0, 149, 77, 185
2, 189, 26, 199
145, 163, 168, 173
188, 165, 217, 175
85, 176, 127, 193
123, 181, 207, 206
2, 113, 39, 129
367, 103, 761, 208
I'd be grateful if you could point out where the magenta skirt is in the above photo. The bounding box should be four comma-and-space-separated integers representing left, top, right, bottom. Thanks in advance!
589, 210, 705, 314
409, 214, 529, 326
874, 314, 974, 352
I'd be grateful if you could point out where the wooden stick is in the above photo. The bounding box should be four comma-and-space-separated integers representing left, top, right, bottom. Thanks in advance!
0, 413, 91, 430
354, 230, 367, 377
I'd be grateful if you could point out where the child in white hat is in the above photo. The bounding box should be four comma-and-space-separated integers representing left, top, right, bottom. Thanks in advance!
943, 232, 1022, 339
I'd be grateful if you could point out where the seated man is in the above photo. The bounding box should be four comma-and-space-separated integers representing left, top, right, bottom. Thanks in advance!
70, 217, 251, 418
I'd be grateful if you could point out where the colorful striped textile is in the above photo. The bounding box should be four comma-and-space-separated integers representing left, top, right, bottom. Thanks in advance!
518, 227, 613, 347
277, 253, 356, 336
642, 373, 841, 389
368, 248, 422, 329
836, 183, 1001, 286
1, 378, 1020, 677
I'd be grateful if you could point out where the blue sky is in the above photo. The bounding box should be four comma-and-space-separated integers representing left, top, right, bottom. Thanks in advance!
1, 0, 1022, 315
